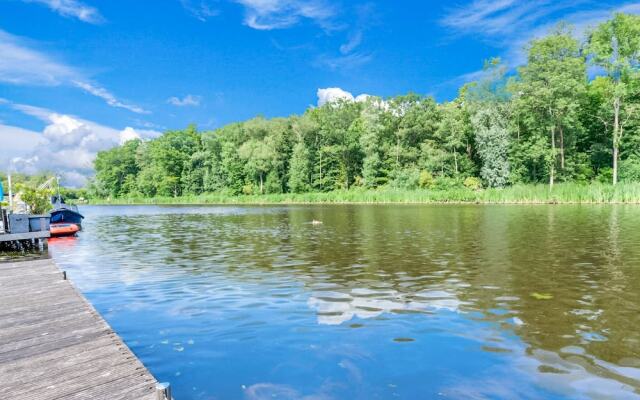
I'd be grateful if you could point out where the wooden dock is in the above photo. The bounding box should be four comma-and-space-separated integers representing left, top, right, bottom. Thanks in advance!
0, 258, 170, 400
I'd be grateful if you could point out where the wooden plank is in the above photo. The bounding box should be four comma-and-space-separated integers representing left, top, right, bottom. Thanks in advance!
0, 260, 55, 271
0, 309, 97, 346
0, 300, 89, 327
0, 258, 55, 268
0, 231, 50, 241
0, 263, 60, 274
0, 335, 122, 375
7, 357, 151, 399
0, 258, 162, 400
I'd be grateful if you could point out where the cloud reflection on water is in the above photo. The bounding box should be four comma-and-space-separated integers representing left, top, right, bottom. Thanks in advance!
308, 288, 464, 325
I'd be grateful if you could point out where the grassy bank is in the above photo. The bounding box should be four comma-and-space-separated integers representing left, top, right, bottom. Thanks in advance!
89, 183, 640, 205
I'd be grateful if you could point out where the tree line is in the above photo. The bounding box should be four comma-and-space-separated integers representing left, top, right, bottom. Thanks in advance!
91, 14, 640, 199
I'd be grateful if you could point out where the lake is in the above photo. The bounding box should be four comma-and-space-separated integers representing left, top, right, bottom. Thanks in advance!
48, 205, 640, 400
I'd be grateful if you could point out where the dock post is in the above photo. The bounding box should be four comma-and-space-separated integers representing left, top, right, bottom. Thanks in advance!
156, 382, 172, 400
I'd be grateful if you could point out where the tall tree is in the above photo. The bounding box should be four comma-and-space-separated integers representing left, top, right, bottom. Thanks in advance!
587, 13, 640, 184
137, 125, 201, 196
471, 104, 511, 187
512, 25, 587, 187
288, 115, 316, 193
436, 101, 473, 176
238, 138, 277, 194
94, 139, 141, 197
467, 59, 511, 187
359, 98, 387, 187
309, 100, 362, 190
288, 141, 312, 193
388, 95, 440, 183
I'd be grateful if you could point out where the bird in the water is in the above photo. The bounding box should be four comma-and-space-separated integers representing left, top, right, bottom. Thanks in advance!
311, 220, 323, 225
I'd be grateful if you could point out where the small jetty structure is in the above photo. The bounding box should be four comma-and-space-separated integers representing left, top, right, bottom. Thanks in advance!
0, 205, 50, 251
0, 175, 50, 250
0, 258, 172, 399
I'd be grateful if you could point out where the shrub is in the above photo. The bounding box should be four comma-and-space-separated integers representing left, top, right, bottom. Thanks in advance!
463, 176, 483, 190
560, 153, 595, 183
620, 155, 640, 182
242, 184, 254, 195
418, 171, 434, 188
265, 171, 282, 194
393, 168, 420, 189
596, 168, 613, 184
18, 185, 52, 214
353, 175, 364, 187
433, 177, 463, 190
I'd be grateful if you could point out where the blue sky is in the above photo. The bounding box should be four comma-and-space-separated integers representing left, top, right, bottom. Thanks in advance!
1, 0, 638, 185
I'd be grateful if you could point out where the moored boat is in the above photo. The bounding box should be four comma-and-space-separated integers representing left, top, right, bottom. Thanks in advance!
50, 195, 84, 226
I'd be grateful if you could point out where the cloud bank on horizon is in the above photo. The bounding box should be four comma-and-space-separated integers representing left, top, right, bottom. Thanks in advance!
1, 0, 638, 187
1, 100, 159, 187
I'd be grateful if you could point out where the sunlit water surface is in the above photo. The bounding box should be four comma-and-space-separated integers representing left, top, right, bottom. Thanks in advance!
49, 205, 640, 400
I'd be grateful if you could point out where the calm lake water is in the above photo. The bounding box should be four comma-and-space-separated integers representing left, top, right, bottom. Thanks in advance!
48, 205, 640, 400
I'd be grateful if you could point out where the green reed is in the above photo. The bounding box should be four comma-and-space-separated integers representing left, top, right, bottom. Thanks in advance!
90, 182, 640, 206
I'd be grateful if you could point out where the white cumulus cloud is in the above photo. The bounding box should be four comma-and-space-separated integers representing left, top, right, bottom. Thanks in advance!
317, 87, 354, 105
317, 87, 373, 106
119, 127, 142, 144
1, 101, 160, 187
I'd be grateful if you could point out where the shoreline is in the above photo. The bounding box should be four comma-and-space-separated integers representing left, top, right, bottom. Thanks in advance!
89, 200, 640, 206
87, 183, 640, 206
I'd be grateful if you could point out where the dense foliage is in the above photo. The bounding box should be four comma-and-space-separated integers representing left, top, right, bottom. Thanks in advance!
92, 15, 640, 199
17, 185, 52, 214
0, 173, 88, 205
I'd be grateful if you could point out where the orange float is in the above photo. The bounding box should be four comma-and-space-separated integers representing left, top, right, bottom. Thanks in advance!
50, 223, 81, 237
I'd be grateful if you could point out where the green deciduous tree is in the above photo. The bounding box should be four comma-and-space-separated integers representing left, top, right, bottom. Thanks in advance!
587, 13, 640, 184
512, 25, 587, 187
94, 139, 141, 197
471, 103, 511, 187
238, 137, 277, 194
359, 98, 387, 187
18, 184, 52, 214
136, 125, 202, 196
437, 101, 474, 176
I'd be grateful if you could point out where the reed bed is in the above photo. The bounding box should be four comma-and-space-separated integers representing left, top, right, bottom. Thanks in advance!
90, 183, 640, 205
